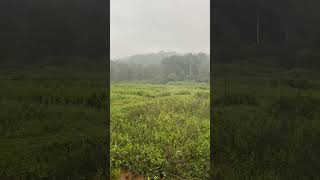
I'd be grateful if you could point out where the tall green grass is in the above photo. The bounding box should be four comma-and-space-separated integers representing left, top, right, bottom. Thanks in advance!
111, 83, 210, 179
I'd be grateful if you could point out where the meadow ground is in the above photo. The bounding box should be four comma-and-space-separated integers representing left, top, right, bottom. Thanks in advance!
212, 62, 320, 179
1, 59, 320, 179
110, 82, 210, 179
0, 60, 107, 179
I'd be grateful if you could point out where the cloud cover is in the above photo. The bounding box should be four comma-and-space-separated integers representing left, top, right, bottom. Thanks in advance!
111, 0, 210, 59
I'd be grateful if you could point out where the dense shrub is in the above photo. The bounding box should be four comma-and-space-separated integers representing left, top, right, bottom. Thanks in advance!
111, 84, 210, 179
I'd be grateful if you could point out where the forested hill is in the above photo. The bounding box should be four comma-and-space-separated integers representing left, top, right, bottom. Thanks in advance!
114, 51, 178, 65
111, 52, 210, 83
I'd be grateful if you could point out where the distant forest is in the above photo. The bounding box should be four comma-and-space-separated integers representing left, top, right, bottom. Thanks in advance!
111, 52, 210, 83
0, 0, 107, 64
214, 0, 320, 69
2, 0, 320, 69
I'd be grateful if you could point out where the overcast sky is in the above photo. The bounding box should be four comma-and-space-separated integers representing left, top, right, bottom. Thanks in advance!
110, 0, 210, 59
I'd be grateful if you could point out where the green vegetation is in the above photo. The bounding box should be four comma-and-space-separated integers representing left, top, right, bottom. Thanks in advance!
1, 0, 106, 63
110, 83, 210, 179
212, 60, 320, 179
111, 52, 210, 83
1, 48, 319, 180
0, 58, 107, 179
214, 1, 320, 176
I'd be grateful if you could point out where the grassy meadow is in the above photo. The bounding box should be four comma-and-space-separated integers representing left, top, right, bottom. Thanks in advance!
212, 62, 320, 179
1, 57, 320, 179
0, 59, 107, 179
110, 83, 210, 179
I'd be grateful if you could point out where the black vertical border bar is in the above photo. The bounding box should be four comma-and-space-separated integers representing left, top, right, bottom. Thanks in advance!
210, 0, 215, 178
105, 0, 110, 179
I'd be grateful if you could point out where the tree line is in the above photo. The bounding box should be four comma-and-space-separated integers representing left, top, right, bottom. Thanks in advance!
0, 0, 107, 64
214, 0, 320, 69
111, 53, 210, 83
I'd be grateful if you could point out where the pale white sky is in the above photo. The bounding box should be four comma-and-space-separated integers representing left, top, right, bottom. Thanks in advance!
110, 0, 210, 59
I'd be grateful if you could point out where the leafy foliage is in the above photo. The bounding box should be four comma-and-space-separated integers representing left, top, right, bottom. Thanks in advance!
111, 53, 210, 83
110, 83, 210, 179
